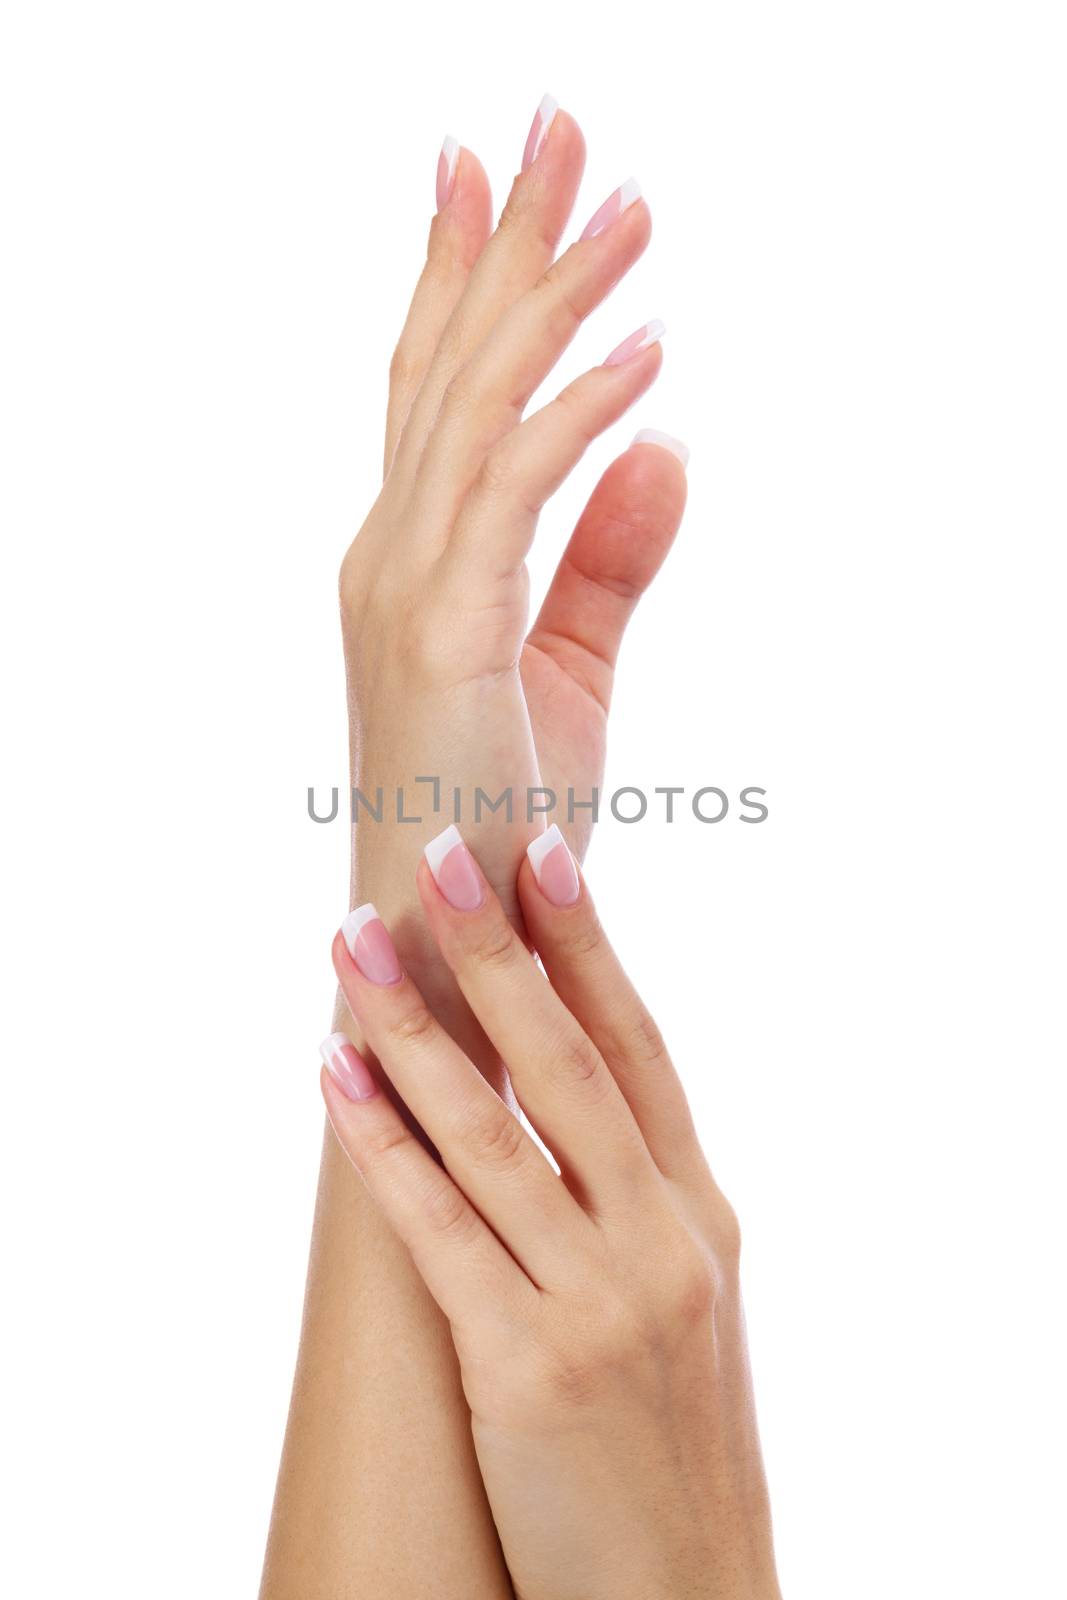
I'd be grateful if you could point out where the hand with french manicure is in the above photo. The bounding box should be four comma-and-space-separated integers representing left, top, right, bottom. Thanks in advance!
321, 824, 781, 1600
340, 96, 687, 952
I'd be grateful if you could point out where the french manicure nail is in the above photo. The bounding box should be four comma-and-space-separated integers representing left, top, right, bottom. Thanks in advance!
522, 93, 559, 171
527, 824, 580, 907
320, 1032, 378, 1102
341, 903, 403, 985
580, 177, 642, 241
424, 824, 485, 912
604, 319, 666, 367
631, 427, 690, 468
437, 135, 459, 211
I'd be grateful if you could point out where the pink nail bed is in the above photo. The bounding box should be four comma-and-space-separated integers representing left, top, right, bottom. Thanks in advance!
424, 824, 485, 912
522, 94, 558, 171
580, 177, 642, 241
436, 135, 459, 211
341, 903, 403, 985
527, 824, 580, 907
319, 1033, 378, 1102
604, 319, 666, 367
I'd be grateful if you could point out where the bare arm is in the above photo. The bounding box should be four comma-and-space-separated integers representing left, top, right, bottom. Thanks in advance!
261, 96, 685, 1597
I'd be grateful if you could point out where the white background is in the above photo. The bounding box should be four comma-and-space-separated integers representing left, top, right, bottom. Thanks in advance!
2, 3, 1064, 1595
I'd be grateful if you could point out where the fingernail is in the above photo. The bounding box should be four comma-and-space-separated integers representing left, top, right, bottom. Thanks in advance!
527, 824, 580, 907
320, 1033, 378, 1102
522, 93, 558, 171
341, 903, 403, 985
580, 177, 642, 241
604, 319, 666, 367
424, 824, 485, 912
436, 135, 459, 211
631, 428, 690, 468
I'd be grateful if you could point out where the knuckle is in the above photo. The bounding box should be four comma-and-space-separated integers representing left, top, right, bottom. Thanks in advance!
388, 341, 418, 394
458, 1102, 527, 1172
552, 381, 596, 445
711, 1199, 743, 1266
477, 444, 539, 518
543, 1298, 631, 1403
384, 998, 438, 1051
666, 1245, 718, 1327
541, 1336, 603, 1407
496, 190, 557, 258
338, 546, 368, 613
441, 366, 475, 415
534, 261, 584, 339
555, 914, 604, 964
495, 190, 526, 238
420, 1177, 478, 1243
623, 1007, 671, 1071
363, 1117, 412, 1165
476, 443, 515, 498
465, 914, 521, 975
552, 1027, 608, 1092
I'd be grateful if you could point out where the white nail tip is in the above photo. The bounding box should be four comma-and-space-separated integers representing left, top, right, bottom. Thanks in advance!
618, 176, 642, 211
341, 902, 380, 956
641, 318, 667, 348
319, 1032, 350, 1068
527, 823, 567, 882
631, 428, 690, 468
526, 95, 558, 168
441, 134, 459, 181
424, 823, 463, 879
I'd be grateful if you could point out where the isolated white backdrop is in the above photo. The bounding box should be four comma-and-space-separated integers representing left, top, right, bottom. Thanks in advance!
2, 2, 1065, 1595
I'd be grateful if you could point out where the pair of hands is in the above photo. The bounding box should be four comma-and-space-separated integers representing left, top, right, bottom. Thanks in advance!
325, 97, 779, 1598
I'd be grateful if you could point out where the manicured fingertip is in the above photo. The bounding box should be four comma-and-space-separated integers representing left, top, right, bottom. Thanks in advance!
526, 824, 581, 907
604, 319, 666, 367
522, 93, 559, 170
319, 1034, 378, 1102
580, 177, 642, 240
423, 824, 486, 912
340, 903, 404, 985
631, 428, 690, 468
436, 135, 460, 211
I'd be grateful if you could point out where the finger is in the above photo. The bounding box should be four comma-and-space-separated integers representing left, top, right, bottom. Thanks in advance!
515, 827, 707, 1188
447, 325, 664, 577
318, 1042, 531, 1334
330, 915, 589, 1286
413, 183, 652, 524
391, 101, 586, 476
524, 431, 688, 711
384, 142, 493, 475
418, 826, 657, 1215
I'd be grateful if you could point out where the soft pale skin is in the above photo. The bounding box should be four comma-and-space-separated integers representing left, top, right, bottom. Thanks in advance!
261, 97, 773, 1597
322, 834, 780, 1600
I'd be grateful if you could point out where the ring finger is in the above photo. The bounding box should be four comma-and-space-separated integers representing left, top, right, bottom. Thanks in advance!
330, 908, 592, 1287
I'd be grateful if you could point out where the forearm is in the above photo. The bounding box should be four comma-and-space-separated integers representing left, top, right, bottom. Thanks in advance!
260, 855, 513, 1599
260, 1129, 511, 1597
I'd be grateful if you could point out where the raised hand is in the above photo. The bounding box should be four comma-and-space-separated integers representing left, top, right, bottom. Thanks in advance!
340, 99, 686, 945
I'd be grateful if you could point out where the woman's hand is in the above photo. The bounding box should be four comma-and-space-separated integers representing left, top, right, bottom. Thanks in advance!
340, 101, 686, 960
320, 824, 781, 1600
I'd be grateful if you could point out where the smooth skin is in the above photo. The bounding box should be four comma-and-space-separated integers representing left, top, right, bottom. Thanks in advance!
341, 106, 684, 945
262, 102, 687, 1597
324, 839, 781, 1600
